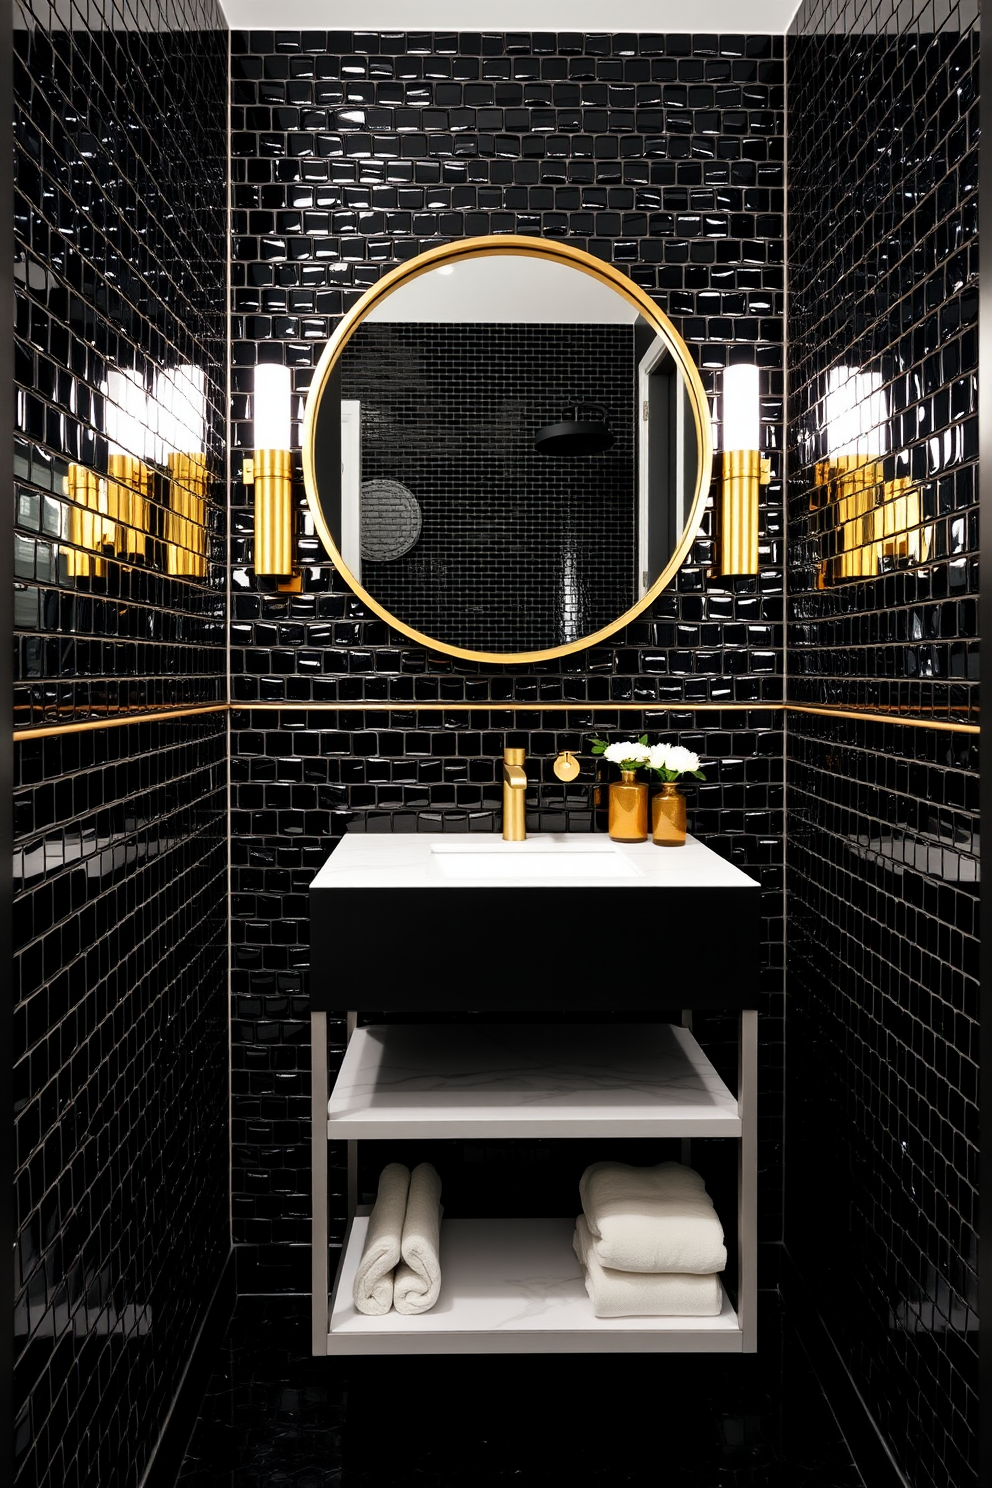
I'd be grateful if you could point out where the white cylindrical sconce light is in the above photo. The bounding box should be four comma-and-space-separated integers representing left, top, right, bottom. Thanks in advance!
246, 363, 294, 579
718, 364, 767, 576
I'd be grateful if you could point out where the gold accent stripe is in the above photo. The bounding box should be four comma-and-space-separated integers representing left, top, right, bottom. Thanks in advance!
12, 700, 978, 739
13, 704, 228, 741
231, 701, 980, 732
786, 704, 979, 734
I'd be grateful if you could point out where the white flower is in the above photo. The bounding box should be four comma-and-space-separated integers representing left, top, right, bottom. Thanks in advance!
647, 743, 672, 771
664, 745, 701, 775
603, 740, 651, 765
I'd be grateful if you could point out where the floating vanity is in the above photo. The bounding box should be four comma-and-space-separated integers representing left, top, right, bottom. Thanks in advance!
309, 832, 760, 1355
310, 832, 759, 1011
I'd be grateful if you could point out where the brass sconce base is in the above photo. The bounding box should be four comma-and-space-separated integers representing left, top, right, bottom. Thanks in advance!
717, 449, 769, 576
245, 448, 297, 581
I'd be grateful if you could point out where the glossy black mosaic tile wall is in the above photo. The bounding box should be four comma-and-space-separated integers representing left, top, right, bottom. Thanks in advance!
786, 4, 979, 1486
13, 4, 228, 730
229, 29, 786, 1293
12, 3, 229, 1487
788, 1, 979, 727
339, 321, 635, 652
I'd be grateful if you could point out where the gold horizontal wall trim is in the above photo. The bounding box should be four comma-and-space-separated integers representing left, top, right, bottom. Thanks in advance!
233, 701, 980, 733
787, 704, 979, 734
13, 703, 229, 742
12, 700, 978, 740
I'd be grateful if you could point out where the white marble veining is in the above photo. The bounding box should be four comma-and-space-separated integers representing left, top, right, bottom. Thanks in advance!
311, 831, 759, 892
327, 1023, 740, 1139
328, 1218, 742, 1354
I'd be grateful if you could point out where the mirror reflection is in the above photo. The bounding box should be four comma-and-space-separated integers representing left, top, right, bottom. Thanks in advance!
306, 245, 706, 659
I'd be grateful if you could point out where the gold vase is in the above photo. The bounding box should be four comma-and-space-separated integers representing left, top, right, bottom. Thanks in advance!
609, 770, 648, 843
652, 782, 687, 846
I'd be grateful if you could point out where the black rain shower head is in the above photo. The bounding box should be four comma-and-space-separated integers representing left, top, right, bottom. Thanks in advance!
534, 401, 614, 457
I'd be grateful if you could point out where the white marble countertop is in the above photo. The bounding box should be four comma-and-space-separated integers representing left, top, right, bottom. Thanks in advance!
311, 831, 759, 891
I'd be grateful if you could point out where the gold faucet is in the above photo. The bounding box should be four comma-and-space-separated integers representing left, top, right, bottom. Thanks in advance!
502, 747, 527, 841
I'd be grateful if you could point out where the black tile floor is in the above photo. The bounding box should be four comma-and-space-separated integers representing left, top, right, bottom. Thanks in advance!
175, 1295, 864, 1486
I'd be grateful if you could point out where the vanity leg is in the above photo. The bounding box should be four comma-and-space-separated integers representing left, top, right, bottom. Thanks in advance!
346, 1012, 358, 1221
738, 1009, 758, 1352
311, 1012, 329, 1355
681, 1010, 693, 1167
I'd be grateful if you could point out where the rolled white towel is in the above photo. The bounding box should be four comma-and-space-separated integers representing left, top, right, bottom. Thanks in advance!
573, 1215, 723, 1318
353, 1162, 410, 1316
393, 1162, 443, 1316
579, 1160, 727, 1275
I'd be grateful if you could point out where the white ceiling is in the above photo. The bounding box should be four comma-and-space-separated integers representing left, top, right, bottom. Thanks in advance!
219, 2, 803, 32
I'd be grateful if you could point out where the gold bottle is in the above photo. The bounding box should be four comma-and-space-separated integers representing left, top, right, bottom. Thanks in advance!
652, 782, 687, 846
608, 769, 648, 843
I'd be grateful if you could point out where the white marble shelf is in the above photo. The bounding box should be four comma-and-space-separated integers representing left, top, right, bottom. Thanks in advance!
327, 1217, 742, 1355
327, 1022, 740, 1140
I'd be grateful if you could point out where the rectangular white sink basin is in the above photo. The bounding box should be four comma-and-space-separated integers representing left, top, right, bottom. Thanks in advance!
429, 840, 639, 881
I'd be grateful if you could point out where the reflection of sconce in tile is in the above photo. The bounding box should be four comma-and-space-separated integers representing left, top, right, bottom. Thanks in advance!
814, 367, 929, 586
105, 453, 150, 561
165, 454, 209, 577
64, 463, 108, 578
718, 365, 769, 576
65, 368, 151, 578
244, 363, 300, 590
105, 369, 151, 562
157, 365, 209, 578
65, 365, 211, 582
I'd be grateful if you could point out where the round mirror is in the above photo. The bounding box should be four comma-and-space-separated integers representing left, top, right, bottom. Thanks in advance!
302, 236, 713, 663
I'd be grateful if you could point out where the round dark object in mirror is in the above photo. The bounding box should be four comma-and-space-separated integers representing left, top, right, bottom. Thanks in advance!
360, 479, 422, 562
535, 402, 615, 457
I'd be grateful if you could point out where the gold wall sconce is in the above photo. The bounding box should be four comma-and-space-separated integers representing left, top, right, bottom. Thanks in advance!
813, 367, 929, 586
244, 363, 300, 591
717, 365, 769, 576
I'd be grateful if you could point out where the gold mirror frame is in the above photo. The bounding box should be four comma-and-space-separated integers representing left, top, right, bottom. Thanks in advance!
301, 235, 713, 664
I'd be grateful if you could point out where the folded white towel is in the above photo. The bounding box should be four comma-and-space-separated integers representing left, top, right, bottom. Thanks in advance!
393, 1162, 444, 1315
573, 1215, 723, 1318
353, 1162, 410, 1316
579, 1160, 727, 1275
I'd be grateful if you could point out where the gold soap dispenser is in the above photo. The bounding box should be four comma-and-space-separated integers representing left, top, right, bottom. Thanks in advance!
502, 748, 527, 841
